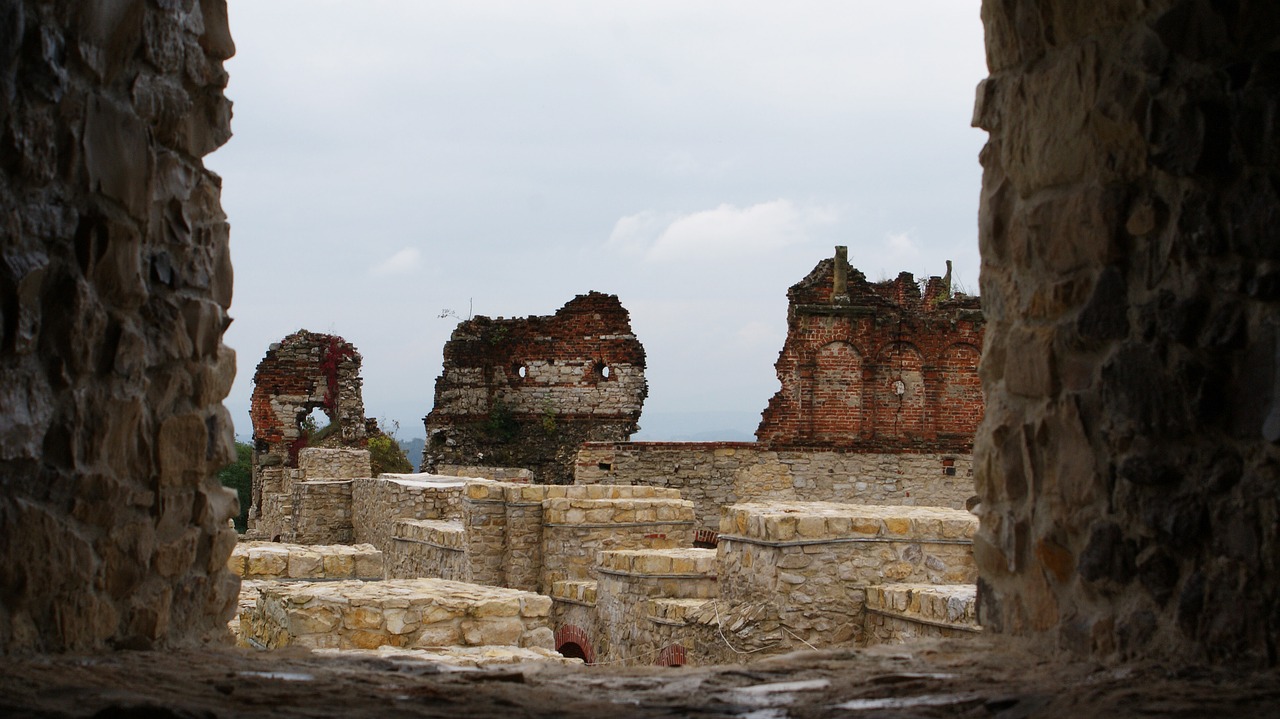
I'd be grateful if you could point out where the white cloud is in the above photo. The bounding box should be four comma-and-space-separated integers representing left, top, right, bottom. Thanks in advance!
369, 247, 422, 277
608, 200, 838, 263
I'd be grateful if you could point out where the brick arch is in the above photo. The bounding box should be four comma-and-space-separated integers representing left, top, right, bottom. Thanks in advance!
805, 340, 864, 442
654, 643, 687, 667
870, 341, 926, 440
937, 342, 982, 437
554, 624, 595, 664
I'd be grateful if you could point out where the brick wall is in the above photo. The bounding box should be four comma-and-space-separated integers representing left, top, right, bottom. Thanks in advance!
423, 292, 647, 483
756, 249, 985, 451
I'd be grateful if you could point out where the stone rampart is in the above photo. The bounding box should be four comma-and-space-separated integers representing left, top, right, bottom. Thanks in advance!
576, 442, 974, 530
436, 465, 534, 483
299, 447, 371, 480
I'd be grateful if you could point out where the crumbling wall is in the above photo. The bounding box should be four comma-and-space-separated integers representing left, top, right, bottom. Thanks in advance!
756, 248, 985, 450
423, 292, 647, 484
0, 0, 239, 652
974, 0, 1280, 665
248, 331, 366, 532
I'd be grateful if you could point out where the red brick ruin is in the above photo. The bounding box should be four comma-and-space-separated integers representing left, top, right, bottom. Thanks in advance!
248, 330, 367, 523
423, 292, 647, 483
757, 247, 985, 451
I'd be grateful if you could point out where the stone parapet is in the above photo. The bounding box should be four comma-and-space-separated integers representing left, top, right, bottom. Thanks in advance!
352, 475, 468, 556
575, 443, 975, 531
540, 497, 695, 591
543, 497, 694, 526
241, 578, 555, 652
229, 542, 383, 581
863, 583, 979, 645
592, 548, 717, 665
683, 502, 977, 661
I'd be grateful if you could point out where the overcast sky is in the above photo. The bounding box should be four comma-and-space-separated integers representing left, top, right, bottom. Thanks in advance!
208, 1, 989, 442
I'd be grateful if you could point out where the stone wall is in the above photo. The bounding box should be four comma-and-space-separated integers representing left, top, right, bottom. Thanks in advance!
688, 502, 977, 661
756, 248, 985, 450
422, 292, 648, 483
387, 520, 468, 581
291, 481, 353, 544
973, 0, 1280, 665
435, 465, 533, 483
351, 474, 467, 556
0, 0, 239, 652
540, 491, 695, 592
299, 447, 370, 480
575, 442, 974, 530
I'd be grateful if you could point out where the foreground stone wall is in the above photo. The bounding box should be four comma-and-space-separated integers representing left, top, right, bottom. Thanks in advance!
576, 442, 974, 530
974, 0, 1280, 664
0, 0, 239, 652
423, 292, 648, 483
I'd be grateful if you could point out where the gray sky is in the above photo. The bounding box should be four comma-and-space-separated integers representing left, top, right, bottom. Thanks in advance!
208, 1, 989, 442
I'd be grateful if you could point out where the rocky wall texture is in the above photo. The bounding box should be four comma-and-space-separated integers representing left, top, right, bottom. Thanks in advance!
576, 442, 974, 531
290, 480, 353, 545
0, 0, 239, 652
974, 0, 1280, 664
863, 583, 980, 645
423, 292, 647, 484
591, 548, 717, 665
757, 248, 985, 450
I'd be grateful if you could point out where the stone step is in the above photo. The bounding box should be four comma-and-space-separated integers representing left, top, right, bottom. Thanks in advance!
863, 583, 980, 644
549, 580, 597, 606
719, 502, 976, 544
394, 519, 465, 549
597, 548, 716, 577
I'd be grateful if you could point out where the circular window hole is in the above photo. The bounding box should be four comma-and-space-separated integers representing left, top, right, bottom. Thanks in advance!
594, 361, 611, 380
513, 362, 527, 379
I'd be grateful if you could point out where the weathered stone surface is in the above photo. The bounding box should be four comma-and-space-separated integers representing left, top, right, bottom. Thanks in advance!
0, 0, 237, 653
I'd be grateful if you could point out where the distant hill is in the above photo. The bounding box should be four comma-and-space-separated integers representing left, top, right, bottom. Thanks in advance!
397, 437, 425, 472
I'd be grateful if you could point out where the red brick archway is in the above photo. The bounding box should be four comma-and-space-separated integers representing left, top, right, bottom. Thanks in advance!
654, 644, 687, 667
555, 624, 596, 665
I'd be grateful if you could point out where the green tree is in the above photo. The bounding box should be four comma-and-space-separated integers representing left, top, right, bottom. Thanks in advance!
217, 441, 253, 533
368, 419, 413, 476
